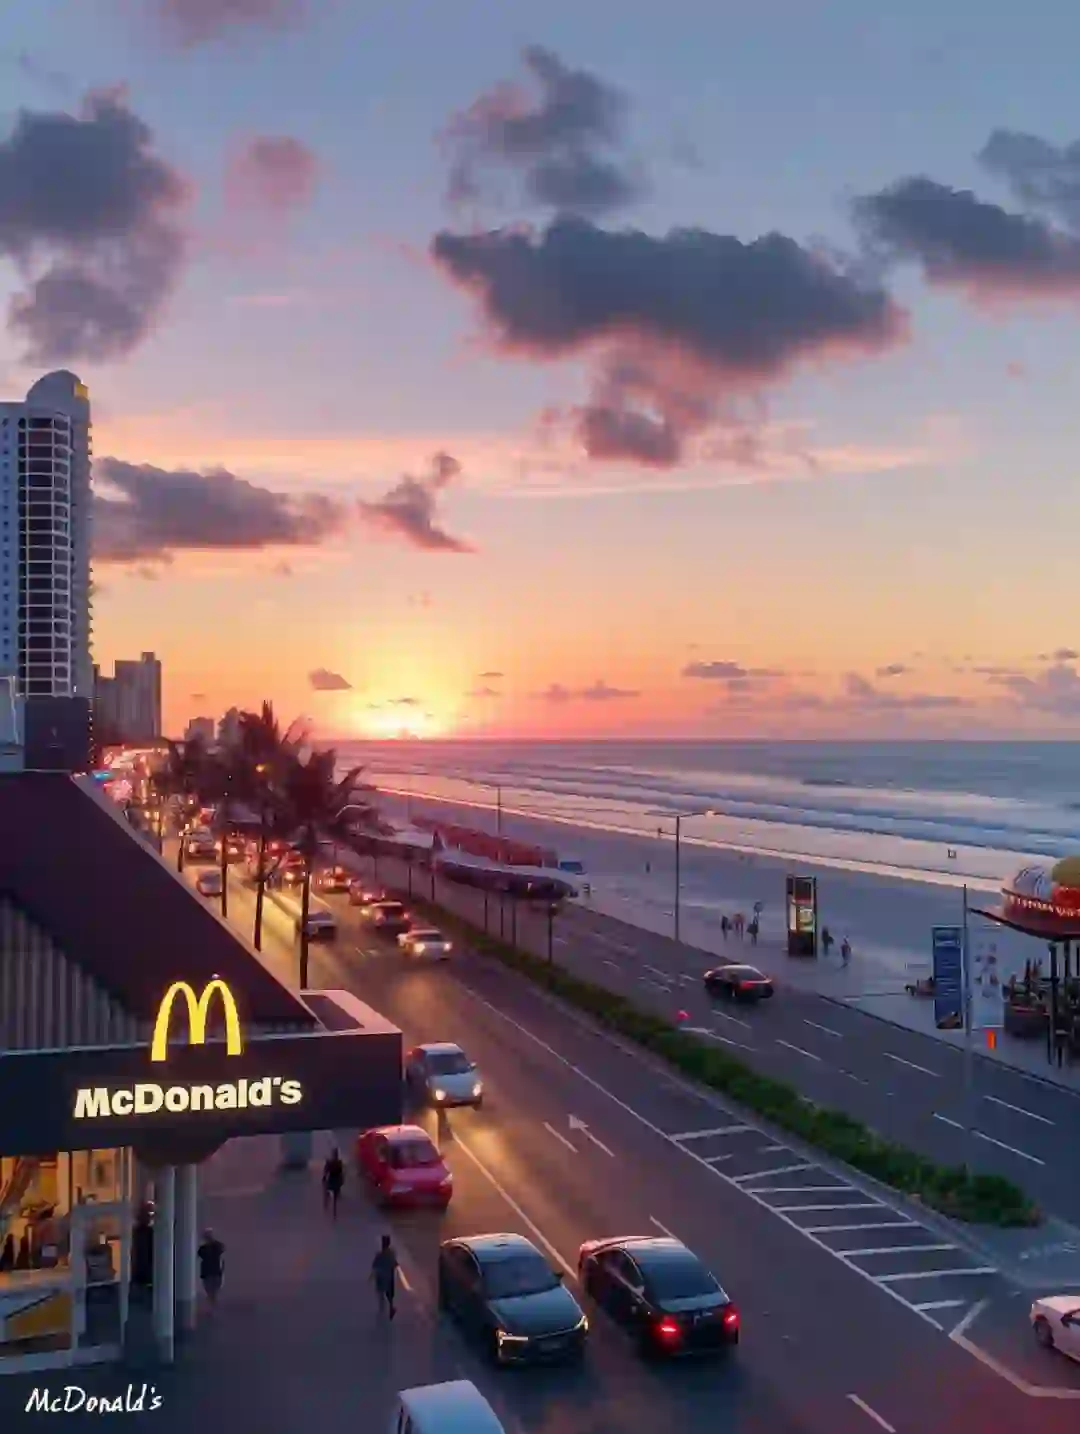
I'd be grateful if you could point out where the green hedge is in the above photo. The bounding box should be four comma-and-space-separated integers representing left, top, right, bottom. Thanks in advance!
396, 891, 1039, 1228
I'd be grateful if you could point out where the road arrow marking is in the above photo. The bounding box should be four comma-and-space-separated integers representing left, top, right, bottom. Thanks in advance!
543, 1121, 578, 1153
568, 1115, 615, 1157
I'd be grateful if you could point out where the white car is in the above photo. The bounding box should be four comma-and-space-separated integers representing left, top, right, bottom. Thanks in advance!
398, 927, 453, 960
404, 1043, 483, 1109
1030, 1296, 1080, 1361
195, 870, 223, 897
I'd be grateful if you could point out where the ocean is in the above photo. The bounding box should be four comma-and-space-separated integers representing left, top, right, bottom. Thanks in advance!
333, 740, 1080, 889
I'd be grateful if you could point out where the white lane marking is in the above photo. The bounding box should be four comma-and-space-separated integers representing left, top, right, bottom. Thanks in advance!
453, 981, 980, 1336
671, 1126, 751, 1141
933, 1113, 963, 1130
950, 1300, 985, 1338
543, 1120, 578, 1154
972, 1130, 1045, 1166
914, 1299, 967, 1312
705, 1154, 734, 1164
776, 1038, 823, 1062
568, 1115, 616, 1158
843, 1244, 957, 1257
805, 1222, 915, 1233
758, 1144, 787, 1153
644, 965, 672, 982
951, 1328, 1080, 1399
649, 1215, 676, 1239
983, 1094, 1054, 1126
884, 1052, 940, 1078
876, 1267, 998, 1283
754, 1186, 856, 1195
683, 1026, 755, 1051
847, 1394, 896, 1432
803, 1018, 843, 1038
678, 974, 696, 985
453, 1133, 576, 1280
732, 1162, 816, 1183
773, 1202, 883, 1213
712, 1008, 752, 1031
603, 960, 619, 970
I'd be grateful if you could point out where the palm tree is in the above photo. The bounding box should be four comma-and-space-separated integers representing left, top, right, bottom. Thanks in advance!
152, 736, 209, 869
276, 748, 366, 988
226, 703, 307, 951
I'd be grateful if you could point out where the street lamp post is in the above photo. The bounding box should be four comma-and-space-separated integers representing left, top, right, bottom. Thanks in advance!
649, 808, 716, 945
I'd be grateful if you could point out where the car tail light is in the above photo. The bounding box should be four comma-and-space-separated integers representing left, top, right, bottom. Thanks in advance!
722, 1307, 739, 1329
656, 1317, 681, 1339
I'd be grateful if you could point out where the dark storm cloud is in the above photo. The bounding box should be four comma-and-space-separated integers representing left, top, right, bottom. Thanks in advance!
432, 218, 903, 467
853, 176, 1080, 297
308, 669, 351, 691
980, 130, 1080, 231
147, 0, 307, 47
225, 135, 319, 214
0, 91, 187, 361
538, 679, 639, 702
93, 457, 347, 564
358, 452, 473, 553
444, 46, 641, 218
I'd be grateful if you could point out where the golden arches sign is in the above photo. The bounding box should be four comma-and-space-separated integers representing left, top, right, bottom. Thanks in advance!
150, 979, 243, 1063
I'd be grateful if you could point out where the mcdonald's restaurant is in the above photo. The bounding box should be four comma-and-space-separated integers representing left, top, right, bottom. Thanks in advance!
0, 773, 404, 1374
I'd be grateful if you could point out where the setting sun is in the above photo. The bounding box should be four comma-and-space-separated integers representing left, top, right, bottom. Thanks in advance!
357, 705, 449, 739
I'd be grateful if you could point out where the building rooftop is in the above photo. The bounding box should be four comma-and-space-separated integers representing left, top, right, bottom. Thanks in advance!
0, 773, 313, 1029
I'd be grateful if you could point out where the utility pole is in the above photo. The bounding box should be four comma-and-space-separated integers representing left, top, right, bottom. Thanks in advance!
961, 884, 975, 1173
674, 814, 682, 945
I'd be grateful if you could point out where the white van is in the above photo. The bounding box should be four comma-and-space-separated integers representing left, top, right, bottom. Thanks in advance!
267, 886, 338, 941
390, 1381, 505, 1434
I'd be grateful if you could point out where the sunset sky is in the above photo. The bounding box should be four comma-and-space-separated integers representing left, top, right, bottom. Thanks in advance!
5, 1, 1080, 739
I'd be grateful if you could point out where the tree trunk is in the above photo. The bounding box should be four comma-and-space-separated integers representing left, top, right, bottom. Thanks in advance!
299, 844, 312, 989
219, 819, 229, 919
176, 824, 185, 873
253, 817, 267, 952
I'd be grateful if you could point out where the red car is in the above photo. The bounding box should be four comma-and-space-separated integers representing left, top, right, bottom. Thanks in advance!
356, 1125, 453, 1209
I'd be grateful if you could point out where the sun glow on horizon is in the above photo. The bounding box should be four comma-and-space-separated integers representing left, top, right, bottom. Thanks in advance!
356, 704, 450, 739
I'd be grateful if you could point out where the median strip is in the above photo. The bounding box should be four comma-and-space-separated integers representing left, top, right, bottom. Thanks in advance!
388, 889, 1040, 1228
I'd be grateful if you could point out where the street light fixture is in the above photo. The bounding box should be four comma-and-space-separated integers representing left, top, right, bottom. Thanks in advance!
648, 808, 716, 945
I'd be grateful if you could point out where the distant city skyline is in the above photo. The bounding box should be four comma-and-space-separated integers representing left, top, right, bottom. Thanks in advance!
5, 3, 1080, 738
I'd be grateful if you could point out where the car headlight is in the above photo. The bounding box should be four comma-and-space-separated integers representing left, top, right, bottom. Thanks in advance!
472, 1083, 482, 1097
433, 1089, 446, 1101
496, 1329, 530, 1344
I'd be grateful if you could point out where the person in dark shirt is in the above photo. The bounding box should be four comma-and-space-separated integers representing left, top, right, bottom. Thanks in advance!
322, 1148, 345, 1220
197, 1229, 225, 1308
371, 1234, 398, 1321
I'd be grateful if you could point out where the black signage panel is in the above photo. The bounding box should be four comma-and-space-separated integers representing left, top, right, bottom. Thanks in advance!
785, 874, 818, 958
0, 1026, 403, 1159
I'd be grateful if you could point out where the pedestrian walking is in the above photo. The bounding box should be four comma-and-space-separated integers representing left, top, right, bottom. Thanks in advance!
747, 918, 759, 946
733, 912, 745, 939
197, 1229, 225, 1309
371, 1234, 399, 1321
322, 1147, 345, 1219
821, 927, 833, 958
840, 936, 852, 968
720, 915, 730, 941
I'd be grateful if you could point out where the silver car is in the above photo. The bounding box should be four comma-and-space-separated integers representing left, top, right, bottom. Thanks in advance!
398, 927, 453, 960
405, 1043, 483, 1109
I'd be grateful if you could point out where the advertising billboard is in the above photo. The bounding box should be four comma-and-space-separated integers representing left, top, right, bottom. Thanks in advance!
786, 875, 818, 957
932, 926, 965, 1030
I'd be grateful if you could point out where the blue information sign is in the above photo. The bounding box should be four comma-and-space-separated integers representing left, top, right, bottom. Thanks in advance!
932, 925, 965, 1030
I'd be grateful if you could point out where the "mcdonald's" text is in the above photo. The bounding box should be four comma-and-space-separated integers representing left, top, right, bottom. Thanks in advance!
72, 1076, 303, 1120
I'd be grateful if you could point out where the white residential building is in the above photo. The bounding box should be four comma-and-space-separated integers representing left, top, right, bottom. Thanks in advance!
94, 651, 163, 742
0, 370, 93, 705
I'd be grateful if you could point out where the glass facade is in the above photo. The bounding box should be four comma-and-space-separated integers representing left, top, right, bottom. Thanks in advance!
0, 1147, 132, 1368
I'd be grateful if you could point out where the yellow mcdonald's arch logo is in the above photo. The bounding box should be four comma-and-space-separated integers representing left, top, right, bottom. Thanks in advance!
150, 979, 243, 1063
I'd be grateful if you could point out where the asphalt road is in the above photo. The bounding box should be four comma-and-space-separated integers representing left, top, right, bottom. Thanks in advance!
357, 848, 1080, 1226
175, 855, 1080, 1429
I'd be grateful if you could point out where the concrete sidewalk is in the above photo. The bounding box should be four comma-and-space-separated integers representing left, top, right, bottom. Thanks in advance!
1, 1135, 463, 1431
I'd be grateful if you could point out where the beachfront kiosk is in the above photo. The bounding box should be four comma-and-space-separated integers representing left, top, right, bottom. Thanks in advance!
971, 858, 1080, 1068
0, 773, 403, 1374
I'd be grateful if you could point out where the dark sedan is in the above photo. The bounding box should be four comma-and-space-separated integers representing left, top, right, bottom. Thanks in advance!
438, 1233, 588, 1366
704, 963, 774, 1002
578, 1236, 739, 1358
